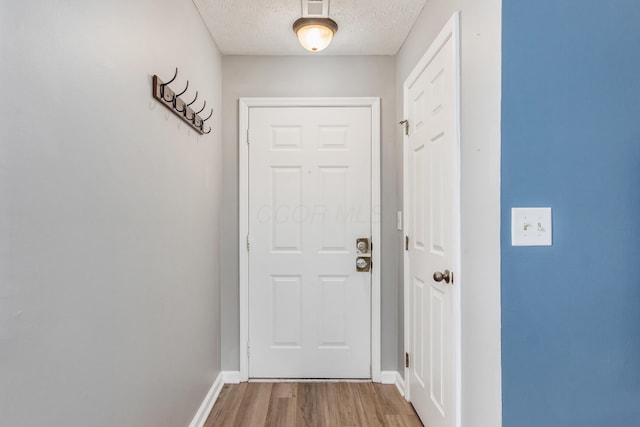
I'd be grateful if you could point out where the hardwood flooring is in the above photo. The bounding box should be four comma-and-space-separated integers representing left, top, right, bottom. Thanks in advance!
204, 382, 423, 427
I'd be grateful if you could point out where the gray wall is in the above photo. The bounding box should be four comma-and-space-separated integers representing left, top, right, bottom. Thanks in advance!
396, 2, 502, 427
220, 56, 399, 371
0, 1, 222, 426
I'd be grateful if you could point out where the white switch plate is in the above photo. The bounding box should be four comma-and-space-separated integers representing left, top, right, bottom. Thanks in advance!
511, 207, 552, 246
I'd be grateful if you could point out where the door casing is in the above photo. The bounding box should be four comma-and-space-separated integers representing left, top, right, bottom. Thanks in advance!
239, 97, 381, 382
402, 12, 462, 426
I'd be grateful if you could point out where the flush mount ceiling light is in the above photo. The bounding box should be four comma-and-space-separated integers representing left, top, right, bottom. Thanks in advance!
292, 17, 338, 52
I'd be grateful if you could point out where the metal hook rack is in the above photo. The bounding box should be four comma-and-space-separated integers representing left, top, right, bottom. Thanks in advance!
152, 68, 213, 135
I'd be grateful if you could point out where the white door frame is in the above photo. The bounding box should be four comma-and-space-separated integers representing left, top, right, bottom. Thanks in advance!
402, 12, 462, 424
239, 97, 381, 382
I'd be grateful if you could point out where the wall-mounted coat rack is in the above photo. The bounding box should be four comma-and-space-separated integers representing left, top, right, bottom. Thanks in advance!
152, 68, 212, 135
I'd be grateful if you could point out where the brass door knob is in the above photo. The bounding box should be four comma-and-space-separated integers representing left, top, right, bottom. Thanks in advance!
433, 269, 451, 284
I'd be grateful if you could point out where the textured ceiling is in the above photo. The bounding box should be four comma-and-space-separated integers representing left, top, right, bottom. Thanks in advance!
193, 0, 427, 55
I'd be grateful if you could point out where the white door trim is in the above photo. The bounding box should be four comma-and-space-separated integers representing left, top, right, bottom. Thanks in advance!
402, 11, 462, 425
239, 97, 381, 382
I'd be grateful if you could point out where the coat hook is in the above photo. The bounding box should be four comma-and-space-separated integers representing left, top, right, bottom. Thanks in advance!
161, 87, 174, 103
164, 67, 178, 85
152, 68, 213, 136
175, 100, 187, 114
175, 80, 189, 97
173, 82, 190, 111
184, 92, 199, 117
159, 67, 178, 102
186, 91, 199, 107
201, 108, 213, 122
194, 100, 206, 115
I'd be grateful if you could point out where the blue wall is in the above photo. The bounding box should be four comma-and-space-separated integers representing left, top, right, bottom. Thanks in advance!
502, 1, 640, 425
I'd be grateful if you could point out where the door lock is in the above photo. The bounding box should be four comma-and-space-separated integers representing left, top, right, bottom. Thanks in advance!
356, 257, 371, 272
356, 238, 370, 254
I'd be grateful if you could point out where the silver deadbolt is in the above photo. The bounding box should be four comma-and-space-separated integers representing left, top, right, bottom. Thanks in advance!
433, 269, 451, 284
356, 257, 371, 272
356, 238, 370, 254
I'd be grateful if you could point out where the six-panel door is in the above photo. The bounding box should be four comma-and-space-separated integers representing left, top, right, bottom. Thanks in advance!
406, 18, 459, 427
248, 106, 372, 378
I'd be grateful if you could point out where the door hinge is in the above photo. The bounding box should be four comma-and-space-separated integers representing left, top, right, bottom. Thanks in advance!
246, 235, 250, 251
246, 128, 250, 144
405, 352, 409, 368
399, 119, 409, 136
247, 342, 250, 358
405, 235, 409, 251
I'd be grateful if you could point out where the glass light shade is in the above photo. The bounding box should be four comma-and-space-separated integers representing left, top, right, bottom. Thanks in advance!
293, 18, 338, 52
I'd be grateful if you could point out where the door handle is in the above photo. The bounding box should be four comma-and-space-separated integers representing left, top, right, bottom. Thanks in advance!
433, 269, 451, 284
356, 257, 371, 272
356, 238, 371, 272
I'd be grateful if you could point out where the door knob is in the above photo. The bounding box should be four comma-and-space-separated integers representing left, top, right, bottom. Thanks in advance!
433, 269, 451, 284
356, 257, 371, 272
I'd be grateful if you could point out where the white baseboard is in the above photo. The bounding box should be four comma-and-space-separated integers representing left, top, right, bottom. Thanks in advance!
380, 371, 396, 384
222, 371, 241, 384
394, 371, 406, 397
189, 371, 241, 427
189, 371, 224, 427
380, 371, 406, 397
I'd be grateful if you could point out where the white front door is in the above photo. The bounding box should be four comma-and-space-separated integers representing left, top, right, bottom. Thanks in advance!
404, 13, 460, 427
247, 103, 374, 378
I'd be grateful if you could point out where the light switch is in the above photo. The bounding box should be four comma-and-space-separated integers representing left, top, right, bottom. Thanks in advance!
511, 207, 552, 246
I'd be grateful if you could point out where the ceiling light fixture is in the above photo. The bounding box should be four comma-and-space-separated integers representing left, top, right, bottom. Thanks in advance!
292, 17, 338, 52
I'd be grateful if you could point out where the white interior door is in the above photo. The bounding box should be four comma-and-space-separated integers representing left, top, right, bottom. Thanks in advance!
247, 104, 373, 378
404, 13, 460, 427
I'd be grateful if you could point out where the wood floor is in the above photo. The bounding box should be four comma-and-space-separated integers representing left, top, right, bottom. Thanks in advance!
204, 382, 423, 427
